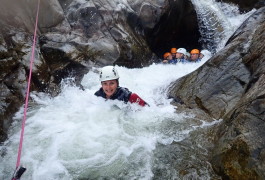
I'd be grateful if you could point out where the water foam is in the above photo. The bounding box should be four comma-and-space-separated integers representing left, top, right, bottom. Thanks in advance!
1, 60, 218, 179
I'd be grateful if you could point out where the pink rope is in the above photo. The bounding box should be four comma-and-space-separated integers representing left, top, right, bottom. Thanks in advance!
14, 0, 40, 171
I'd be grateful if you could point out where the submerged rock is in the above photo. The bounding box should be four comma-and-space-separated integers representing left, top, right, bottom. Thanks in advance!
168, 7, 265, 179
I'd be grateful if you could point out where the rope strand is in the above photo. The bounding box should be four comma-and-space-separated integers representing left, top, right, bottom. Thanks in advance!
12, 0, 40, 179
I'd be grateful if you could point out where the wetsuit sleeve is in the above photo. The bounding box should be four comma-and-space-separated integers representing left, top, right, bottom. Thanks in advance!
128, 93, 147, 107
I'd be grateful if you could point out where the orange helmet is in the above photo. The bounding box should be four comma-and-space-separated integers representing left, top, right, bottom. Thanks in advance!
171, 48, 177, 53
190, 49, 200, 54
163, 52, 171, 59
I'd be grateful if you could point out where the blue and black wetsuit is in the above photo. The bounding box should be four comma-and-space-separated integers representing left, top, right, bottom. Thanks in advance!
95, 87, 147, 106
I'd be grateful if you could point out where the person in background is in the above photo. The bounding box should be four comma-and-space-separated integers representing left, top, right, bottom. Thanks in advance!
176, 48, 188, 63
170, 48, 177, 60
190, 49, 201, 62
162, 52, 173, 64
95, 66, 148, 106
199, 49, 211, 59
185, 52, 191, 61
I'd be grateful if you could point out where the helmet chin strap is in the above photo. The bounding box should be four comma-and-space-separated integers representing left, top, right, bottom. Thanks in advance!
116, 79, 119, 87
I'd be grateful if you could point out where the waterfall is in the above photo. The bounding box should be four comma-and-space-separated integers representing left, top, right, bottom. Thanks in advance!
191, 0, 256, 53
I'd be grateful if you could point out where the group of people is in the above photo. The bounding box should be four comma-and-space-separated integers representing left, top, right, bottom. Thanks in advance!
162, 48, 209, 64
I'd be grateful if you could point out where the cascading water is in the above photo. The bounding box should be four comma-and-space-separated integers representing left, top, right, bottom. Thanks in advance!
0, 60, 221, 180
191, 0, 256, 53
0, 1, 256, 179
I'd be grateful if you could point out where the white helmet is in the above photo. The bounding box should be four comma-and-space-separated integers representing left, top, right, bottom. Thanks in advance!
99, 66, 119, 81
200, 49, 211, 56
185, 52, 190, 58
177, 48, 187, 54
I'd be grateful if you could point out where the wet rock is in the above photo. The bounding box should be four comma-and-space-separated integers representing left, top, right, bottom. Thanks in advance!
0, 66, 26, 142
0, 85, 23, 142
63, 0, 154, 67
0, 31, 54, 142
0, 33, 27, 140
128, 0, 164, 30
0, 35, 8, 59
0, 0, 65, 33
168, 7, 265, 179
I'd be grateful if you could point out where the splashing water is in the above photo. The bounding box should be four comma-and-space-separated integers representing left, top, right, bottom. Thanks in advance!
191, 0, 256, 52
0, 57, 223, 179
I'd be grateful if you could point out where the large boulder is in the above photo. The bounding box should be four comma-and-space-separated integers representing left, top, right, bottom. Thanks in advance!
0, 0, 65, 33
168, 7, 265, 179
46, 0, 158, 67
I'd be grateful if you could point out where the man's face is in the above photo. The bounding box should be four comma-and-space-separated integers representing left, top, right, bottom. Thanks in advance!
176, 52, 183, 59
101, 79, 118, 98
167, 54, 173, 60
190, 53, 199, 61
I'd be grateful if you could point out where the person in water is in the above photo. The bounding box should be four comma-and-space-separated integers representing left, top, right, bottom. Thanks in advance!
94, 66, 148, 106
199, 49, 211, 59
162, 52, 173, 64
175, 48, 188, 63
185, 51, 191, 61
190, 49, 201, 62
170, 47, 177, 60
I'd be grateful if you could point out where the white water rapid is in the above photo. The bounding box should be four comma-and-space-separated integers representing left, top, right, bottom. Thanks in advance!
0, 0, 256, 179
1, 58, 219, 180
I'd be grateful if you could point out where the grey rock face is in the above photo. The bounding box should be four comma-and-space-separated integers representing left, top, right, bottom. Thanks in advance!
0, 0, 65, 33
168, 7, 265, 179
